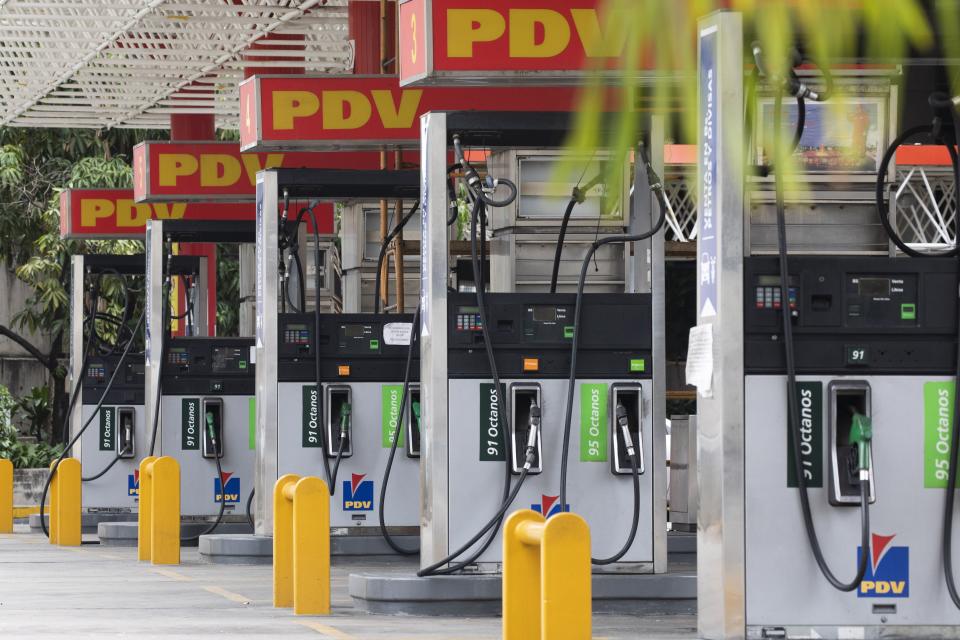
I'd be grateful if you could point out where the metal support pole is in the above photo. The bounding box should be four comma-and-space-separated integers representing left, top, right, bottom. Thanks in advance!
254, 172, 280, 535
419, 111, 451, 568
695, 11, 746, 640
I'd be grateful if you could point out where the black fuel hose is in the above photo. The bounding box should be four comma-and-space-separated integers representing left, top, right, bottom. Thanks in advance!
181, 449, 227, 542
549, 174, 603, 294
82, 447, 129, 483
773, 88, 870, 591
40, 308, 144, 538
378, 304, 421, 556
592, 414, 640, 566
296, 204, 336, 496
557, 144, 666, 564
875, 123, 960, 258
417, 195, 518, 577
374, 201, 419, 315
245, 488, 255, 530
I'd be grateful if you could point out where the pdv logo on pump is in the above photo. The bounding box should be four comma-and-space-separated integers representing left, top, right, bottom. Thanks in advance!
532, 494, 570, 518
343, 473, 374, 511
214, 472, 240, 503
858, 533, 909, 598
127, 470, 140, 497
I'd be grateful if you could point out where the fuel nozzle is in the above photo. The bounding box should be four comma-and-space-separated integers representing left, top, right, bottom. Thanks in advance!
616, 403, 636, 458
411, 401, 421, 430
849, 410, 873, 480
524, 404, 541, 469
205, 410, 218, 446
338, 402, 352, 438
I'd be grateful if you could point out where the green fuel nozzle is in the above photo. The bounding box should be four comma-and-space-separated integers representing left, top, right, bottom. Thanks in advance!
411, 401, 421, 428
205, 411, 217, 443
849, 411, 873, 473
339, 402, 352, 437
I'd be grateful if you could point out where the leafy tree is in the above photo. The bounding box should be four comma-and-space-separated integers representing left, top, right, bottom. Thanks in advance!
0, 128, 165, 443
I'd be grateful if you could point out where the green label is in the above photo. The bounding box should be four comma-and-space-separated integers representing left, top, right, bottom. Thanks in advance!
479, 383, 506, 461
248, 396, 256, 451
181, 398, 200, 450
99, 407, 116, 451
302, 385, 322, 448
580, 384, 608, 462
382, 385, 405, 448
787, 381, 823, 488
924, 381, 960, 488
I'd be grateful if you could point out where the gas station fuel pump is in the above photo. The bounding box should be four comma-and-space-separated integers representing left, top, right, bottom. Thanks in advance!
696, 12, 960, 638
145, 220, 256, 530
70, 255, 150, 515
255, 169, 422, 553
417, 111, 667, 574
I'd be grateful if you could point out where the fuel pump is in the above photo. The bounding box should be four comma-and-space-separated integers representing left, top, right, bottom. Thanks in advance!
38, 254, 159, 536
254, 169, 422, 554
417, 111, 667, 575
144, 220, 256, 536
695, 12, 960, 638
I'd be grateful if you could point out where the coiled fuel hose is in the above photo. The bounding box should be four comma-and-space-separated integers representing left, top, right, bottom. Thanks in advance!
557, 143, 665, 564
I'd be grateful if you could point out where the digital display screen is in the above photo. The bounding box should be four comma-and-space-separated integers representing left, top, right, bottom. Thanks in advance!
532, 306, 558, 322
458, 306, 480, 315
858, 277, 890, 297
757, 275, 782, 286
286, 323, 307, 331
343, 324, 366, 338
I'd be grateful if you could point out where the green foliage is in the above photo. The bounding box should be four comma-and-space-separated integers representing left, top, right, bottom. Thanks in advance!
216, 244, 240, 336
0, 384, 62, 469
569, 0, 949, 196
18, 386, 52, 442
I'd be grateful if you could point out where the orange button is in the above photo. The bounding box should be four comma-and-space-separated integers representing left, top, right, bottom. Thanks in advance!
523, 358, 539, 372
338, 365, 350, 377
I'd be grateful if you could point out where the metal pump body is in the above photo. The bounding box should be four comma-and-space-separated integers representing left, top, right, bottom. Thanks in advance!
253, 169, 423, 537
695, 12, 960, 637
71, 255, 148, 513
145, 220, 257, 520
418, 111, 667, 573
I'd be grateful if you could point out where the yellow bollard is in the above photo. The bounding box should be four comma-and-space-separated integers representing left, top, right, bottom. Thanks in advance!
48, 460, 59, 545
57, 458, 82, 546
273, 474, 300, 608
149, 456, 180, 565
0, 458, 12, 533
137, 456, 157, 561
273, 474, 331, 615
503, 509, 592, 640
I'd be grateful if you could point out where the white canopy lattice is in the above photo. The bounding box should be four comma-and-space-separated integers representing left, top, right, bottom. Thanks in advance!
0, 0, 353, 129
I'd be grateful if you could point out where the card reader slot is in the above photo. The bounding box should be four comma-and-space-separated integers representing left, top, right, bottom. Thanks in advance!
509, 383, 542, 475
406, 384, 421, 458
200, 398, 224, 459
116, 406, 136, 459
611, 384, 644, 475
828, 381, 874, 506
324, 385, 353, 459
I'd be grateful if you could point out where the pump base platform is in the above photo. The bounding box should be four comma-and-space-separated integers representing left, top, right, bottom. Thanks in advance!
198, 534, 272, 564
349, 569, 695, 617
97, 521, 253, 547
350, 531, 696, 616
29, 512, 134, 535
196, 531, 421, 563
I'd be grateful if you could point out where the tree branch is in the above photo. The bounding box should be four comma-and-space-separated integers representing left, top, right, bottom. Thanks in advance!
0, 324, 56, 373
